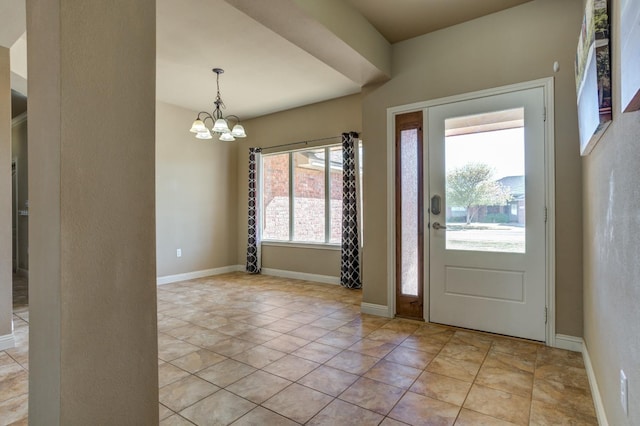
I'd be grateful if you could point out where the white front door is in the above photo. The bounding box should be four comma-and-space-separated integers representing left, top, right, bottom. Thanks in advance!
428, 87, 546, 341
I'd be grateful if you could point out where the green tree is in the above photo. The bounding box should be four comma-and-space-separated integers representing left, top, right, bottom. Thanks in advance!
446, 163, 511, 224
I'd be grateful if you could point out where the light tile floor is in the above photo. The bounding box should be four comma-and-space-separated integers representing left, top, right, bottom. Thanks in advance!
1, 273, 597, 425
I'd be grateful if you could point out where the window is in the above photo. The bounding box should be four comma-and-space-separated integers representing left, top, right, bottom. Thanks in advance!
262, 144, 353, 244
262, 153, 290, 241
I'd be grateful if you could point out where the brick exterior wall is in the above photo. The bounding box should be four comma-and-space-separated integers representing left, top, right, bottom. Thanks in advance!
263, 150, 342, 242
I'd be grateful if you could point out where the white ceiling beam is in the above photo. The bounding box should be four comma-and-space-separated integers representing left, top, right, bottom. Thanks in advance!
224, 0, 391, 86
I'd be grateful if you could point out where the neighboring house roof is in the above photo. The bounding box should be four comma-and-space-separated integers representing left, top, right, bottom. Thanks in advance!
498, 175, 524, 198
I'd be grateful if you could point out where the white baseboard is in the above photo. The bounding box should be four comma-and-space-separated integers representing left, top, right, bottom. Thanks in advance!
554, 334, 583, 353
360, 302, 392, 318
582, 342, 609, 426
157, 265, 242, 285
0, 333, 15, 351
550, 335, 609, 425
158, 265, 340, 286
260, 268, 339, 285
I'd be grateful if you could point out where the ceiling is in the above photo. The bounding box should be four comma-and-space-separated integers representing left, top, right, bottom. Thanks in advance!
156, 0, 363, 120
5, 0, 533, 121
345, 0, 533, 44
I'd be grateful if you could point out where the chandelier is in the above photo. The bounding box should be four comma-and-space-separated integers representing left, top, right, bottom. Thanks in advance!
189, 68, 247, 141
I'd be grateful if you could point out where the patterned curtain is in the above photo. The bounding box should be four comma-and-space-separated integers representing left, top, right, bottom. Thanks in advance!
340, 132, 362, 289
246, 147, 262, 274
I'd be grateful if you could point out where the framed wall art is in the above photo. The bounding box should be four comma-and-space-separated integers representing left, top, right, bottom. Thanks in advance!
575, 0, 612, 156
620, 0, 640, 112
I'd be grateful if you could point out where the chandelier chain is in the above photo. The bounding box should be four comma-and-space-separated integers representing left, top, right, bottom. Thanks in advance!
214, 71, 226, 114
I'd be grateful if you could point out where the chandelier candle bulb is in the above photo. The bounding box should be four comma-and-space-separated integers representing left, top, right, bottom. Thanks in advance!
231, 124, 247, 138
195, 130, 213, 140
189, 68, 247, 141
189, 119, 206, 133
219, 132, 235, 142
213, 118, 231, 133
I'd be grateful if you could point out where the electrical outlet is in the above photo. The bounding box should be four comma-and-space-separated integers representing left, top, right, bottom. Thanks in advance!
176, 248, 182, 258
621, 369, 628, 416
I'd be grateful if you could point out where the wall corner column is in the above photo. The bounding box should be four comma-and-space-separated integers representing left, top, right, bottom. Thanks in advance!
0, 47, 13, 349
27, 0, 158, 423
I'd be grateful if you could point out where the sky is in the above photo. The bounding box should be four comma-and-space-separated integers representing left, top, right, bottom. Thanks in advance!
445, 128, 525, 180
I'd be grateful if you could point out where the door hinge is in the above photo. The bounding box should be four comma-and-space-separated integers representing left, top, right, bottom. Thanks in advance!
543, 107, 547, 122
544, 307, 548, 324
544, 207, 548, 222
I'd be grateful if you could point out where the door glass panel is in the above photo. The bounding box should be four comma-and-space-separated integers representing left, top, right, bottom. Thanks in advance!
444, 108, 525, 253
400, 129, 419, 296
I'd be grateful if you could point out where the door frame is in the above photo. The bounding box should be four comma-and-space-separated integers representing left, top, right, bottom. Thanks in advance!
385, 77, 557, 346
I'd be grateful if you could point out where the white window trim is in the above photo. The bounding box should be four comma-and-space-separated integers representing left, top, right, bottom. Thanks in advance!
261, 241, 341, 251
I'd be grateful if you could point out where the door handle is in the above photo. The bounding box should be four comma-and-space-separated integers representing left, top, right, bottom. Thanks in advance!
432, 222, 447, 230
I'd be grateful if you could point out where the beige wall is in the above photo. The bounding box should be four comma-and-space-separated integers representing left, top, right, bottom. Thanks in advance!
11, 115, 28, 271
0, 47, 11, 339
583, 0, 640, 423
156, 101, 238, 277
236, 93, 362, 276
361, 0, 585, 335
27, 0, 158, 423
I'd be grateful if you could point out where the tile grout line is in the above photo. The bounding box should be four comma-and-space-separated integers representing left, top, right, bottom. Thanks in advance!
10, 274, 596, 425
453, 338, 493, 425
381, 328, 454, 424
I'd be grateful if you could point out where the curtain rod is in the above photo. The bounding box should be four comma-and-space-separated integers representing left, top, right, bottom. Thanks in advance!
257, 132, 359, 153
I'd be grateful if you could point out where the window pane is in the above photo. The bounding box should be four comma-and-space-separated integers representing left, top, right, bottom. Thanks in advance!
445, 108, 525, 253
329, 146, 343, 244
293, 149, 325, 242
400, 129, 419, 296
263, 153, 290, 240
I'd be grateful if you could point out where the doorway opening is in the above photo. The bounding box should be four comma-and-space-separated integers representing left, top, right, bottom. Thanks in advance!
388, 79, 556, 343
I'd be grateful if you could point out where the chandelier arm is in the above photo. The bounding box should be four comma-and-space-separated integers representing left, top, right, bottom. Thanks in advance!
197, 111, 215, 126
225, 115, 241, 126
